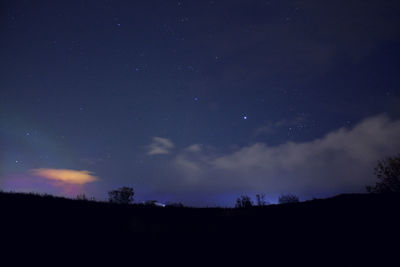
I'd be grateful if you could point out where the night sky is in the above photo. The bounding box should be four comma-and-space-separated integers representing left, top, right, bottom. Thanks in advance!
1, 0, 400, 206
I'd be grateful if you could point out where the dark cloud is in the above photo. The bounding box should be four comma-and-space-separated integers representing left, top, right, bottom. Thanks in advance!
193, 0, 400, 87
253, 115, 307, 137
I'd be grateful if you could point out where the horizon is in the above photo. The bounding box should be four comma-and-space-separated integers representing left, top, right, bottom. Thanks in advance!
0, 189, 380, 208
1, 0, 400, 207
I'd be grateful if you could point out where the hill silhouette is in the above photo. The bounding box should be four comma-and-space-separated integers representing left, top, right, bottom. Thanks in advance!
1, 191, 399, 263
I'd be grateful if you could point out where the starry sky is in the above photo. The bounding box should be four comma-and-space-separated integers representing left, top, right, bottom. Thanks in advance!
1, 0, 400, 206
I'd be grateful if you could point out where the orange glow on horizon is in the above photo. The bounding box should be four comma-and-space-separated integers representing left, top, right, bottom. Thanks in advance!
30, 168, 98, 185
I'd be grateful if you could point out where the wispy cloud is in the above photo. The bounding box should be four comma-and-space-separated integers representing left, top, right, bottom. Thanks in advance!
30, 168, 98, 185
253, 115, 307, 137
147, 137, 175, 155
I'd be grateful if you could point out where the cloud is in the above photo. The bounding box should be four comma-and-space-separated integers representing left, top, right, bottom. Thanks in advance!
30, 168, 98, 185
147, 137, 175, 155
253, 116, 307, 137
191, 0, 400, 88
158, 114, 400, 197
253, 125, 275, 137
185, 144, 202, 153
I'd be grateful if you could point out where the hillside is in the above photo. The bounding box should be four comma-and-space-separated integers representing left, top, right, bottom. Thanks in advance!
1, 191, 399, 235
1, 191, 399, 261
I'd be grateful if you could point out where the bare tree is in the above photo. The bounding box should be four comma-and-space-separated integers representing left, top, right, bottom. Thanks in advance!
256, 193, 268, 206
278, 194, 299, 204
366, 154, 400, 193
235, 195, 253, 208
108, 186, 135, 204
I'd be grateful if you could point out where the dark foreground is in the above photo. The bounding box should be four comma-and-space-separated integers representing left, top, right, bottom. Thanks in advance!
1, 192, 399, 263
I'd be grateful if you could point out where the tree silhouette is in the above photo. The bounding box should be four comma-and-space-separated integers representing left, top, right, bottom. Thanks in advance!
256, 193, 268, 206
278, 194, 299, 204
366, 154, 400, 193
108, 186, 135, 204
235, 195, 253, 208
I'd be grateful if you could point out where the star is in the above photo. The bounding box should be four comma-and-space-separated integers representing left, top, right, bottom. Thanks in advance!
243, 116, 247, 120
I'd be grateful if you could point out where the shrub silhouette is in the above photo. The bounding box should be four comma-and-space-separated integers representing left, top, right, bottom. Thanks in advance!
76, 193, 88, 201
278, 194, 299, 204
235, 195, 253, 208
108, 186, 135, 204
366, 154, 400, 193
